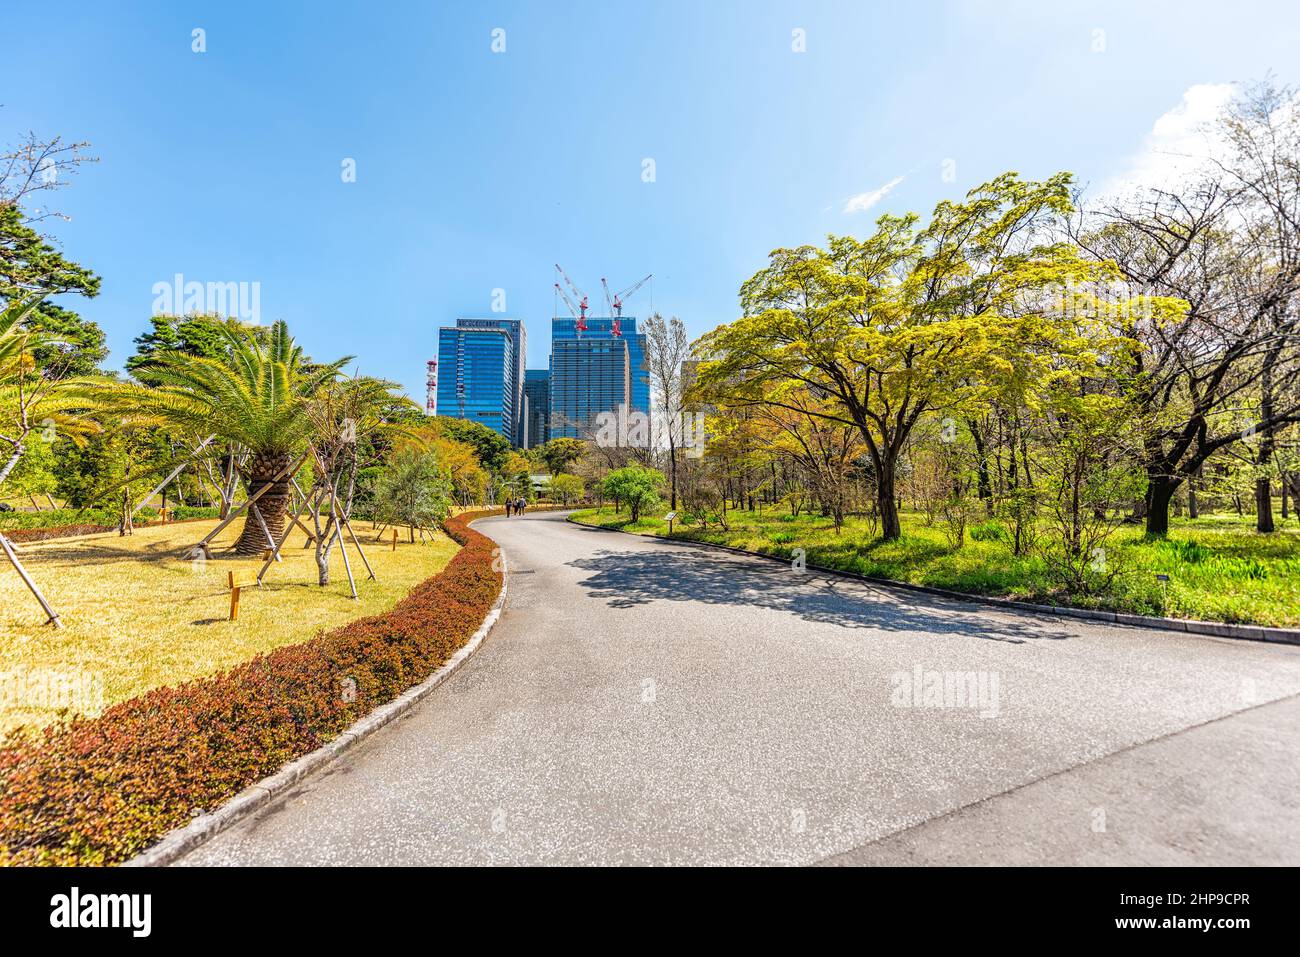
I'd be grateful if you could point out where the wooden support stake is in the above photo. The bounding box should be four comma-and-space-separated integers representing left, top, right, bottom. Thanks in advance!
228, 571, 242, 621
257, 483, 316, 585
288, 478, 318, 545
391, 528, 398, 551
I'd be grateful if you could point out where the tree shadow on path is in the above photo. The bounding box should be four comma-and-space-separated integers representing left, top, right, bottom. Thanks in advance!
567, 543, 1074, 645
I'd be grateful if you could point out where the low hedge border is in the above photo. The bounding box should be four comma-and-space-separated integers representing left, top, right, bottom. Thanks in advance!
0, 509, 508, 866
567, 515, 1300, 646
5, 514, 218, 544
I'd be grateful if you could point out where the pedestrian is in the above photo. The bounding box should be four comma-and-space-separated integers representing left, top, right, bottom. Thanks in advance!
505, 499, 513, 517
517, 497, 526, 516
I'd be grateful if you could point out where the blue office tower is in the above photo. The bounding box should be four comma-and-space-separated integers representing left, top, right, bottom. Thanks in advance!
436, 322, 520, 443
523, 369, 550, 449
548, 316, 649, 439
435, 318, 527, 445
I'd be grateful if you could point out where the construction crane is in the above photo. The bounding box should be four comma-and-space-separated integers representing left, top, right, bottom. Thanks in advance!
554, 282, 589, 335
598, 279, 622, 336
610, 274, 652, 316
555, 264, 589, 334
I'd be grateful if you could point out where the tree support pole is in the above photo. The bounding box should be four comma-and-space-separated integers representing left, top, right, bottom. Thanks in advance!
248, 502, 281, 560
0, 533, 61, 628
131, 434, 216, 519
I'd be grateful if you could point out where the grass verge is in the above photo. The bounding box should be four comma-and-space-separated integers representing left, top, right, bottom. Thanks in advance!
0, 517, 456, 734
0, 510, 503, 865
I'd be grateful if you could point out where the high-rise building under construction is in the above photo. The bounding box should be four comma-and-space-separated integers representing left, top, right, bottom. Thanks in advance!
547, 316, 649, 439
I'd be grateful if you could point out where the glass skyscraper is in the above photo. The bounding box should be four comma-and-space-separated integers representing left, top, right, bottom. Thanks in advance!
549, 337, 630, 439
523, 369, 550, 448
548, 316, 649, 439
436, 319, 524, 444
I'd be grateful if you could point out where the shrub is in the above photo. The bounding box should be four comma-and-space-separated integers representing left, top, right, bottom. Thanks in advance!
0, 509, 504, 866
3, 509, 221, 543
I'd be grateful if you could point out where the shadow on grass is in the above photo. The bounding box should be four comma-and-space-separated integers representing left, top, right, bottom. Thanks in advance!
567, 544, 1072, 645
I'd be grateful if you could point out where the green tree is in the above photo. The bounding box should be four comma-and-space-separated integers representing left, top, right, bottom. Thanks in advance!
696, 172, 1106, 540
26, 302, 108, 377
0, 295, 103, 489
0, 203, 100, 299
538, 437, 586, 476
374, 448, 453, 542
125, 313, 261, 378
548, 473, 584, 505
436, 416, 511, 474
602, 466, 664, 522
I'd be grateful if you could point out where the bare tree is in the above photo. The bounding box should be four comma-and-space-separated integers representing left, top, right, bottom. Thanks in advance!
1073, 82, 1300, 534
642, 313, 690, 509
0, 127, 97, 223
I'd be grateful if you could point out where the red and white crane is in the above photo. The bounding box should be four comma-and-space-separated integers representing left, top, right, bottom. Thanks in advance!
609, 274, 652, 316
555, 264, 589, 334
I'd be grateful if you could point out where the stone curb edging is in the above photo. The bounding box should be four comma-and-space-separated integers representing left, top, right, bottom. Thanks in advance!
124, 524, 509, 867
566, 515, 1300, 647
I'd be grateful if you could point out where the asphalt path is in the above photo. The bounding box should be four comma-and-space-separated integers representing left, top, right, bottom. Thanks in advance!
178, 510, 1300, 865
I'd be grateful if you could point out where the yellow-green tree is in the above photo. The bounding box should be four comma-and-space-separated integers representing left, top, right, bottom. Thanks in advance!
695, 172, 1106, 540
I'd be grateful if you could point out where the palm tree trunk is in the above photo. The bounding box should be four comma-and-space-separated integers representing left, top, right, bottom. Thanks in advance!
235, 452, 294, 555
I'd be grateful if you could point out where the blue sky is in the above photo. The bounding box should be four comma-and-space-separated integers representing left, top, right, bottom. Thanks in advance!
5, 0, 1299, 399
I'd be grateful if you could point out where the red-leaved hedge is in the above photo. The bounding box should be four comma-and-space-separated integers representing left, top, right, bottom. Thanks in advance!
0, 510, 504, 866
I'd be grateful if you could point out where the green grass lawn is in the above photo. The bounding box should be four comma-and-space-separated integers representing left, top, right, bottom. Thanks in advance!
569, 505, 1300, 628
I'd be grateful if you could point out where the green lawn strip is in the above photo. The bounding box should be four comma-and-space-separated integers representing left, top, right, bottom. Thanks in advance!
569, 506, 1300, 628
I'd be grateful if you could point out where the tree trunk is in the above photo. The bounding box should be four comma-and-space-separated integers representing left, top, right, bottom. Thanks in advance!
878, 456, 901, 540
1255, 477, 1275, 533
1143, 476, 1178, 537
219, 452, 236, 520
0, 442, 26, 489
669, 441, 678, 510
234, 451, 294, 555
968, 419, 993, 514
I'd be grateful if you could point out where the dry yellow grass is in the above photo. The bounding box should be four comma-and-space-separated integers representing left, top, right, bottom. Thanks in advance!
0, 517, 457, 734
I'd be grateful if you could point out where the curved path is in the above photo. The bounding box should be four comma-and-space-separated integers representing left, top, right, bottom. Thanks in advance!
179, 511, 1300, 865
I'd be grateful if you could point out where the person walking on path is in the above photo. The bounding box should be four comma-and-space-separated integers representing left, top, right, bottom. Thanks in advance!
505, 499, 513, 518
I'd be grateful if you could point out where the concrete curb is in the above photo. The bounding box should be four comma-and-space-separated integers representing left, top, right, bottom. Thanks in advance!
125, 523, 510, 867
566, 515, 1300, 647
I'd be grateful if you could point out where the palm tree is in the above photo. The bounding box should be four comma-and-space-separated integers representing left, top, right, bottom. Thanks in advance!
103, 320, 349, 554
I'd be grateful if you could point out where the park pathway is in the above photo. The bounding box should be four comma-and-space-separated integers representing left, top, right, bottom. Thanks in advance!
178, 511, 1300, 865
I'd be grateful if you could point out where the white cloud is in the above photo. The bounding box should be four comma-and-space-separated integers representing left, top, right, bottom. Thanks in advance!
1097, 83, 1236, 200
843, 175, 905, 214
